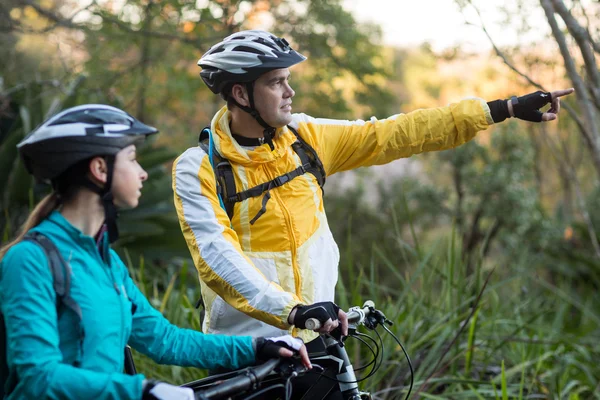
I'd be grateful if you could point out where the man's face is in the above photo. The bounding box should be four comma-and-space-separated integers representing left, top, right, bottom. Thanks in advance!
252, 68, 295, 128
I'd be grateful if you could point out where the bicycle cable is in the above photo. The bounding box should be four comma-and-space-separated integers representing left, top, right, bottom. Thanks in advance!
285, 375, 293, 400
381, 323, 413, 400
352, 332, 379, 372
306, 330, 384, 385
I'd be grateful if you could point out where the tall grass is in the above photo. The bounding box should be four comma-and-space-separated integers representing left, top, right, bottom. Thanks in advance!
129, 231, 600, 399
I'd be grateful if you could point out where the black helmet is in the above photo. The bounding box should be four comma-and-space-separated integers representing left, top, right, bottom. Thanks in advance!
17, 104, 158, 243
18, 104, 158, 182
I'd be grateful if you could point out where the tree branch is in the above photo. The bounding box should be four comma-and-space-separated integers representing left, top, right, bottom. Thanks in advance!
577, 1, 600, 54
481, 219, 502, 259
551, 0, 600, 109
462, 2, 588, 138
16, 0, 220, 50
136, 0, 154, 121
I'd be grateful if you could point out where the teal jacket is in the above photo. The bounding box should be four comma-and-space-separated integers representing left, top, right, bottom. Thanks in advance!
0, 211, 255, 399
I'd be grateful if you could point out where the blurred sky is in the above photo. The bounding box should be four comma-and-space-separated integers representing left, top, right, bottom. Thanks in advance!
342, 0, 549, 51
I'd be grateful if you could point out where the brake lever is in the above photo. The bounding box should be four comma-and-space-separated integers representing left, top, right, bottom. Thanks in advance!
328, 326, 346, 346
364, 308, 393, 329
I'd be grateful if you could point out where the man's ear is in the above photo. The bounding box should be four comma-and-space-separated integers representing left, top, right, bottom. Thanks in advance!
230, 83, 249, 107
88, 156, 108, 185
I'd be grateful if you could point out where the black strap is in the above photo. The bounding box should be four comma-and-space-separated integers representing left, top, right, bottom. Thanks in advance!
232, 165, 307, 203
124, 346, 137, 376
23, 233, 85, 366
287, 125, 326, 189
0, 312, 12, 396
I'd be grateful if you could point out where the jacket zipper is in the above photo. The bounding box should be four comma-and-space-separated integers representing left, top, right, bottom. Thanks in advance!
103, 253, 125, 369
261, 163, 303, 300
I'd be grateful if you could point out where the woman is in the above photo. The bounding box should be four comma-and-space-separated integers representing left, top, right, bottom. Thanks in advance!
0, 104, 310, 400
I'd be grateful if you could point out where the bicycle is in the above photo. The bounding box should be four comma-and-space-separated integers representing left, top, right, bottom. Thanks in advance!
125, 300, 414, 400
128, 301, 414, 400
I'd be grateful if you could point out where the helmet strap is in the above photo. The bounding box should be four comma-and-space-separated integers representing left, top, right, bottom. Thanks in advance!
101, 155, 120, 243
75, 155, 120, 243
227, 83, 275, 150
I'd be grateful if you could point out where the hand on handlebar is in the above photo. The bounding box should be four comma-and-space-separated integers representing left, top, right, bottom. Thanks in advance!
142, 380, 194, 400
288, 301, 349, 337
255, 335, 312, 369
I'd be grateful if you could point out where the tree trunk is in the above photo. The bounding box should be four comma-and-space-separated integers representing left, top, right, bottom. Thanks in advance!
137, 0, 153, 122
540, 0, 600, 180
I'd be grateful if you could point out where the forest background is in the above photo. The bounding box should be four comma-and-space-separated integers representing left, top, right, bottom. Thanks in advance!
1, 0, 600, 398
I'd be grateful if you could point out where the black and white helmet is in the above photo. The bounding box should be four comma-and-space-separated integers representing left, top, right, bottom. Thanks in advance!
198, 30, 306, 94
18, 104, 158, 182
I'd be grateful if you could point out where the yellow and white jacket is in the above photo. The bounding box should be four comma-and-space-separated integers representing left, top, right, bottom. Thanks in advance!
173, 99, 493, 341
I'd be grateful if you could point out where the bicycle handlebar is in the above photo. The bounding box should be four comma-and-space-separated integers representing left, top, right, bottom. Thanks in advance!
305, 300, 375, 330
195, 358, 280, 400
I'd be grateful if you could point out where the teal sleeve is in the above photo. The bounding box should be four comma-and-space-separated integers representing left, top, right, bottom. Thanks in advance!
0, 242, 144, 400
116, 254, 256, 370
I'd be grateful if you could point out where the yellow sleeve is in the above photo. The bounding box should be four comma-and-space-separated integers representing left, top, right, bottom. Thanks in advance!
293, 98, 493, 176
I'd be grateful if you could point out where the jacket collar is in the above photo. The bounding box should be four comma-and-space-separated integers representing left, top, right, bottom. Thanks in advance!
210, 106, 297, 165
43, 210, 111, 264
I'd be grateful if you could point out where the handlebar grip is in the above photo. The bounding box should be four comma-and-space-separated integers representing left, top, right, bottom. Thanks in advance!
305, 318, 321, 330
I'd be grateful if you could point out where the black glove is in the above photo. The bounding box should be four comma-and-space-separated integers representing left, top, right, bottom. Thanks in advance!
255, 335, 304, 361
487, 91, 553, 123
292, 301, 340, 329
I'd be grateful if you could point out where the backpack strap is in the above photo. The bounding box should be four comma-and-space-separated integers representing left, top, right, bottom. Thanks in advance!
287, 125, 326, 190
199, 127, 236, 220
0, 312, 12, 396
198, 126, 327, 224
23, 232, 85, 367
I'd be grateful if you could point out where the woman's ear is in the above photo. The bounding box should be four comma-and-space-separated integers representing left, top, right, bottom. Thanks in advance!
88, 156, 108, 185
230, 83, 249, 107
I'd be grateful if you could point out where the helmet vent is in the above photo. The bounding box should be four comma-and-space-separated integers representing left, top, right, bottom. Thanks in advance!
233, 45, 264, 55
85, 126, 104, 135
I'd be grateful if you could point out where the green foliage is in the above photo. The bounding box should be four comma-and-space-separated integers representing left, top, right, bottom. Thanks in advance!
128, 219, 600, 398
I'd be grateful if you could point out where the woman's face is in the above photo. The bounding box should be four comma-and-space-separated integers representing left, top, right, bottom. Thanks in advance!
111, 145, 148, 209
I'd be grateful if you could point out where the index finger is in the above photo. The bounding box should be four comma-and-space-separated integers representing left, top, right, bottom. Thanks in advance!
338, 309, 348, 337
278, 347, 294, 358
298, 344, 312, 369
551, 88, 574, 100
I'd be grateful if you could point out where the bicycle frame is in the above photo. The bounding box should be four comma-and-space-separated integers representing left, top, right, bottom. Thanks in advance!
300, 336, 370, 400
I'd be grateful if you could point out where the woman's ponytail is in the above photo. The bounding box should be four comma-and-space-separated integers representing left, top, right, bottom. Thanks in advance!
0, 192, 61, 261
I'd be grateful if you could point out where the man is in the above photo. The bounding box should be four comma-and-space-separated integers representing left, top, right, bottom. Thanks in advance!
173, 30, 572, 345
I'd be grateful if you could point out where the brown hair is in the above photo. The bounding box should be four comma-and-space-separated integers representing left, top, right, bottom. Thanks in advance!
0, 157, 94, 261
0, 192, 61, 261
